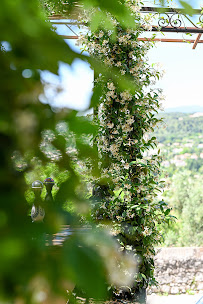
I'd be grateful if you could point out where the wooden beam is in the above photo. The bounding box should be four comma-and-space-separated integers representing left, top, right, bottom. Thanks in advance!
138, 37, 203, 43
51, 21, 80, 25
192, 33, 202, 49
49, 6, 203, 16
59, 35, 78, 39
151, 26, 203, 34
59, 35, 203, 44
49, 15, 63, 20
140, 6, 202, 14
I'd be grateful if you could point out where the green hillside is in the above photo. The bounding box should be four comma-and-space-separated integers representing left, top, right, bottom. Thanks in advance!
155, 112, 203, 143
153, 112, 203, 247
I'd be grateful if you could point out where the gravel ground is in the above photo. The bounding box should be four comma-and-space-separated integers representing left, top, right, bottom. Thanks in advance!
147, 294, 203, 304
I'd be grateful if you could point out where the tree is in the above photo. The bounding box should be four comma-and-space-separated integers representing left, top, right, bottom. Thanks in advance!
162, 171, 203, 246
79, 1, 174, 301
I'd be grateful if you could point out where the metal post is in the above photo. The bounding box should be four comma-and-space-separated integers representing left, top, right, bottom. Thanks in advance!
31, 180, 45, 222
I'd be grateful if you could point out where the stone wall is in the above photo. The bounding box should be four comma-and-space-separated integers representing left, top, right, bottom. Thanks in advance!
148, 247, 203, 295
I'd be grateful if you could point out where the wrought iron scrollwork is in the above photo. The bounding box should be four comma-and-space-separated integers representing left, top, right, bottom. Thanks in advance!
170, 14, 182, 28
158, 13, 182, 29
157, 12, 183, 29
157, 14, 169, 27
140, 6, 203, 32
199, 13, 203, 24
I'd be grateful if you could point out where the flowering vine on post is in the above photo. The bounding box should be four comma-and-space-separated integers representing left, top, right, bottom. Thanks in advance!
79, 0, 172, 300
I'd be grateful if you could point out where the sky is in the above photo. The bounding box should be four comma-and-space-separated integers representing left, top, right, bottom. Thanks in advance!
148, 40, 203, 109
43, 0, 203, 111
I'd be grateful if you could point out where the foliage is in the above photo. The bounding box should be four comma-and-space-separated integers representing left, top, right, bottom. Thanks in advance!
79, 0, 173, 297
41, 0, 137, 31
162, 170, 203, 247
153, 112, 203, 246
153, 113, 203, 178
0, 0, 141, 302
154, 113, 203, 144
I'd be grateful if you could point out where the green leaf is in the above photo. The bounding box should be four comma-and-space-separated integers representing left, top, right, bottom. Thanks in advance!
63, 235, 107, 299
165, 208, 171, 216
91, 82, 103, 108
68, 114, 98, 136
179, 1, 195, 16
85, 0, 137, 30
141, 273, 147, 280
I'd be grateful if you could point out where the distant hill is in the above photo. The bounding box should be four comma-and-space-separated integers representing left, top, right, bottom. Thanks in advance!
165, 105, 203, 113
154, 112, 203, 143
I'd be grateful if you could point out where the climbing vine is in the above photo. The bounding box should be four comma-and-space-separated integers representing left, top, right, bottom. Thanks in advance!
79, 0, 172, 297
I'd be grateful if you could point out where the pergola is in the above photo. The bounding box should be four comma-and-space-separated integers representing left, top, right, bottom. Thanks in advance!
50, 6, 203, 49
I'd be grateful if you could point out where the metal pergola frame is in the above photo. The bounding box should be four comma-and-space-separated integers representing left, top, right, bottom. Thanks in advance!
50, 6, 203, 49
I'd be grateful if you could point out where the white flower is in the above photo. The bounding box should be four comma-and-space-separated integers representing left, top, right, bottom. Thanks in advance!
107, 82, 115, 91
107, 122, 114, 128
129, 51, 134, 58
103, 39, 108, 45
126, 138, 134, 146
122, 124, 133, 133
106, 90, 115, 98
104, 58, 112, 65
124, 183, 131, 189
124, 163, 130, 170
131, 40, 139, 48
126, 34, 131, 39
118, 36, 126, 44
130, 66, 139, 74
112, 163, 121, 171
143, 23, 153, 31
112, 129, 119, 135
120, 91, 132, 101
160, 94, 166, 101
99, 31, 104, 38
143, 227, 152, 236
116, 61, 122, 67
131, 4, 141, 13
113, 177, 121, 183
126, 117, 135, 125
109, 144, 119, 156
